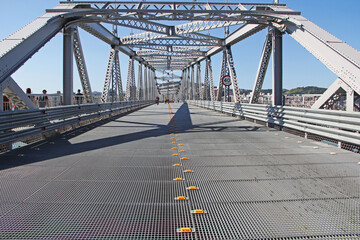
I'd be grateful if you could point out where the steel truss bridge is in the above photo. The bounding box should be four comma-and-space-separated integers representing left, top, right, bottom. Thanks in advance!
0, 1, 360, 239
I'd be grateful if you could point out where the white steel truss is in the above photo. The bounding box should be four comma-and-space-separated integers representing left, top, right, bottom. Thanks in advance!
73, 27, 93, 103
101, 48, 115, 103
125, 57, 137, 101
250, 29, 273, 104
0, 1, 358, 110
101, 48, 123, 103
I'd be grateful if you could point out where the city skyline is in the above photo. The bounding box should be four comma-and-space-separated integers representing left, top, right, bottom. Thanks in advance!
1, 0, 359, 94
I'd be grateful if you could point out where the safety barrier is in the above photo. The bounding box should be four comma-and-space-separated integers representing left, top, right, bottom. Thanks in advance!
0, 100, 152, 151
188, 100, 360, 152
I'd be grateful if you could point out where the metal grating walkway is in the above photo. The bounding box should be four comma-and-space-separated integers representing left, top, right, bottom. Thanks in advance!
0, 103, 359, 239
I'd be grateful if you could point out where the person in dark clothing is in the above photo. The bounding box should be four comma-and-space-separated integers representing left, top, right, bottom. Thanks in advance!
26, 88, 37, 105
38, 89, 49, 108
74, 89, 84, 104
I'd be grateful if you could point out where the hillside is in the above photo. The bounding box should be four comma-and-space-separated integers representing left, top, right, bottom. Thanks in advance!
284, 86, 326, 95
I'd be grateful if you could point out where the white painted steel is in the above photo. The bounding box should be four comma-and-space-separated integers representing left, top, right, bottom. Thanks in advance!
0, 100, 152, 146
188, 100, 360, 146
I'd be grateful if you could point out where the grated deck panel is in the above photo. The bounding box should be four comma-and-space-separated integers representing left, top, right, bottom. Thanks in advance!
0, 103, 359, 239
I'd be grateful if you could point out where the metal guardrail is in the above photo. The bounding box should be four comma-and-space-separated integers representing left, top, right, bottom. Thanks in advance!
188, 100, 360, 148
0, 100, 152, 148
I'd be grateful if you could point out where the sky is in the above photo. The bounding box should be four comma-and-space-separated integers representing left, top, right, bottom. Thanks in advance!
0, 0, 359, 94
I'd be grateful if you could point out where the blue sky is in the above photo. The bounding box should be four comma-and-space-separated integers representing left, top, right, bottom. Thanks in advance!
1, 0, 359, 94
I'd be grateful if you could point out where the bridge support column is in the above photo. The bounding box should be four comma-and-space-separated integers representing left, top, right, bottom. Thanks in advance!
196, 62, 201, 100
190, 65, 195, 100
147, 67, 151, 100
144, 67, 148, 100
125, 57, 136, 101
63, 27, 74, 105
207, 57, 215, 102
137, 63, 143, 100
180, 70, 185, 101
204, 59, 209, 100
183, 68, 188, 100
151, 70, 155, 100
272, 28, 283, 106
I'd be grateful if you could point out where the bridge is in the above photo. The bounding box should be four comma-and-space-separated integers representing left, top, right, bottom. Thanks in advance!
0, 1, 360, 239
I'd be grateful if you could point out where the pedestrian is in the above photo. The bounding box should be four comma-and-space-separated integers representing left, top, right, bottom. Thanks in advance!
26, 88, 37, 105
38, 89, 49, 108
74, 89, 84, 104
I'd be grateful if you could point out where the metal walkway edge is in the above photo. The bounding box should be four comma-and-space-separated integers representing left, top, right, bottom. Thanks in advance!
0, 103, 359, 239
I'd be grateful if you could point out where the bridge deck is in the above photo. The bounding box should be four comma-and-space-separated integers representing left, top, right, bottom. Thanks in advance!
1, 103, 359, 239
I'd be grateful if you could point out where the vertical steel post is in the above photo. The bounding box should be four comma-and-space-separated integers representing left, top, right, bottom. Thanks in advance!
125, 57, 133, 101
137, 63, 143, 100
183, 68, 188, 100
147, 68, 151, 100
63, 27, 74, 105
150, 70, 153, 100
204, 60, 209, 100
114, 50, 123, 101
196, 62, 201, 100
152, 70, 156, 100
180, 70, 185, 100
272, 28, 283, 105
207, 57, 215, 102
190, 65, 195, 100
144, 66, 148, 100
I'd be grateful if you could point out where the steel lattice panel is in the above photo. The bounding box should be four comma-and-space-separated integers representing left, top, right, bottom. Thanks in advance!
25, 181, 187, 204
76, 156, 178, 167
56, 166, 183, 181
0, 180, 48, 202
190, 200, 359, 239
0, 165, 67, 181
0, 202, 193, 240
1, 103, 360, 239
185, 179, 350, 203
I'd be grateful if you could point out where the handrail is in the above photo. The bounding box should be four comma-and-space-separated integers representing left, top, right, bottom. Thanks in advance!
0, 100, 152, 147
188, 100, 360, 147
